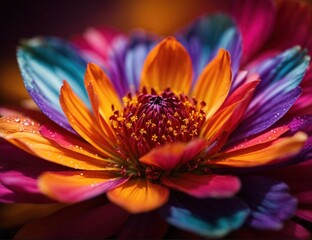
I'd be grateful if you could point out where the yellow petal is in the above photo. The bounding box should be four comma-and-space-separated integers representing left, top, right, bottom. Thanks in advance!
140, 37, 192, 94
192, 49, 232, 119
212, 132, 307, 167
107, 178, 169, 213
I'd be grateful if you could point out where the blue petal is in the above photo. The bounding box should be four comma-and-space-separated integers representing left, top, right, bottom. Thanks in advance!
178, 14, 242, 82
160, 193, 250, 238
239, 176, 297, 230
17, 37, 89, 132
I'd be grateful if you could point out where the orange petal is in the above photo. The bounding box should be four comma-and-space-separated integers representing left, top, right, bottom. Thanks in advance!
140, 139, 207, 170
39, 171, 127, 203
60, 81, 118, 159
200, 101, 240, 144
192, 49, 232, 119
0, 115, 109, 170
212, 132, 307, 167
107, 178, 169, 213
140, 37, 192, 94
84, 63, 121, 139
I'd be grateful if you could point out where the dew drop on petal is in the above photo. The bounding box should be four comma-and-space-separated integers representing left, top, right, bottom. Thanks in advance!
13, 117, 20, 123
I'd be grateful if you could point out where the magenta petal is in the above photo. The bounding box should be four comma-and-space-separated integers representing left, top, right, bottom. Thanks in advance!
73, 26, 124, 67
265, 0, 312, 54
162, 173, 240, 198
230, 0, 275, 63
1, 170, 40, 194
0, 182, 52, 204
15, 197, 129, 239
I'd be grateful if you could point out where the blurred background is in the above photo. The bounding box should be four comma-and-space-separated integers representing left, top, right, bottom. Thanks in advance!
0, 0, 229, 105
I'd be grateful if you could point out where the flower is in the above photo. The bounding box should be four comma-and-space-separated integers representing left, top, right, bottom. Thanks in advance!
1, 0, 312, 239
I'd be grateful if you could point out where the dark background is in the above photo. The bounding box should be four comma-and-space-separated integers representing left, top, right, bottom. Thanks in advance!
0, 0, 228, 105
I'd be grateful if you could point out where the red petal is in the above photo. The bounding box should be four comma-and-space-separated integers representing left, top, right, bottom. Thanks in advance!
140, 139, 207, 170
162, 173, 241, 198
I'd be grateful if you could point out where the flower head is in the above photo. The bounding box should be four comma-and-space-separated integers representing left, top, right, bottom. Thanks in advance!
1, 0, 312, 238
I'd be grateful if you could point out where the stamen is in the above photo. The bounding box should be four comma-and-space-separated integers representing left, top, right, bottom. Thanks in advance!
110, 88, 206, 158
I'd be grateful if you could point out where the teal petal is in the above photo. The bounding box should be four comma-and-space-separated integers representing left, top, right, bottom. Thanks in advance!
161, 194, 250, 238
17, 37, 90, 131
247, 46, 310, 98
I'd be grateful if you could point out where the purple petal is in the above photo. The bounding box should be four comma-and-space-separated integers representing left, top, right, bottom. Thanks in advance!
230, 87, 301, 143
239, 176, 297, 230
107, 32, 156, 96
288, 115, 312, 134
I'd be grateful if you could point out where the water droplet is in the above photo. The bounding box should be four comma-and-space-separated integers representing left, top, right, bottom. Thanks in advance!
13, 117, 20, 123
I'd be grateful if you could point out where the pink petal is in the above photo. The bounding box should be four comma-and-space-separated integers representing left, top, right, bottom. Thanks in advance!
73, 27, 125, 67
139, 139, 207, 170
162, 173, 241, 198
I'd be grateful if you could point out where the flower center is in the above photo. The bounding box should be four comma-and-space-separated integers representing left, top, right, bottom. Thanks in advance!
110, 88, 206, 159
